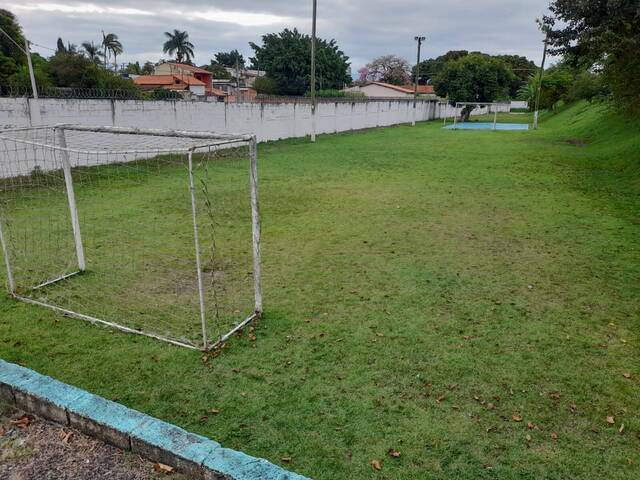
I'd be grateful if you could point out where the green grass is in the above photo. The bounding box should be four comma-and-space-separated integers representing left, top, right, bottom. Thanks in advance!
1, 102, 639, 479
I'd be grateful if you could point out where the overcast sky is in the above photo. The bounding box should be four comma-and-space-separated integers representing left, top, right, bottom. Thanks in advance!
7, 1, 554, 71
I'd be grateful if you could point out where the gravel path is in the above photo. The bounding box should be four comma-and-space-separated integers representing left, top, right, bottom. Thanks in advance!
0, 404, 190, 480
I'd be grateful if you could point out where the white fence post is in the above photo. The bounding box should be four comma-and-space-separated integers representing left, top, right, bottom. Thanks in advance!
56, 128, 86, 271
187, 149, 209, 350
249, 136, 263, 314
0, 220, 15, 293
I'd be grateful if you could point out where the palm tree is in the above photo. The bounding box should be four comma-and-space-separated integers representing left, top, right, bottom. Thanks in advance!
81, 41, 102, 64
101, 32, 123, 70
163, 30, 194, 63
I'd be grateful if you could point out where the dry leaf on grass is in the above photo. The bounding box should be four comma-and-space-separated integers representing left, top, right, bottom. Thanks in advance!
619, 424, 625, 434
550, 432, 558, 440
527, 421, 535, 430
512, 414, 523, 422
153, 463, 175, 474
622, 373, 631, 379
210, 409, 220, 415
387, 448, 401, 458
371, 459, 382, 471
606, 416, 615, 425
281, 457, 292, 463
10, 415, 32, 429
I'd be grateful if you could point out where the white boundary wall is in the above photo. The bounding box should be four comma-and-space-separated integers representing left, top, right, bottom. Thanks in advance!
0, 98, 441, 141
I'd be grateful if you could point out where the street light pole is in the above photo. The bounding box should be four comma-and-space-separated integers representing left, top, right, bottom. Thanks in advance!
533, 30, 549, 130
24, 38, 38, 99
412, 35, 425, 126
310, 0, 317, 142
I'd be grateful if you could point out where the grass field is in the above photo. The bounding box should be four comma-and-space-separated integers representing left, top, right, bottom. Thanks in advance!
1, 102, 639, 479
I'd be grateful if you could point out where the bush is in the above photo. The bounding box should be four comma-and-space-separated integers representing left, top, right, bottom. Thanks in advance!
309, 89, 365, 99
253, 76, 278, 95
565, 71, 608, 104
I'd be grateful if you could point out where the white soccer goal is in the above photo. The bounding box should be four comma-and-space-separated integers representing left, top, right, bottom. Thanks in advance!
443, 101, 511, 129
0, 125, 262, 352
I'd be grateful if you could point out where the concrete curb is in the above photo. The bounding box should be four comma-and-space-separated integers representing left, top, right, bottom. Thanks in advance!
0, 359, 309, 480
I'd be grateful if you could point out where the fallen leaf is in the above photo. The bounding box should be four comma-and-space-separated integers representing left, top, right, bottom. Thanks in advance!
527, 421, 535, 430
10, 415, 32, 429
622, 373, 631, 379
371, 459, 382, 471
512, 414, 523, 422
619, 424, 625, 434
240, 392, 248, 397
210, 409, 220, 415
153, 463, 175, 474
486, 402, 495, 410
387, 448, 401, 458
281, 457, 292, 463
548, 392, 561, 400
569, 404, 577, 413
606, 416, 615, 425
550, 432, 558, 440
376, 332, 385, 337
525, 434, 532, 442
59, 430, 73, 443
436, 394, 446, 403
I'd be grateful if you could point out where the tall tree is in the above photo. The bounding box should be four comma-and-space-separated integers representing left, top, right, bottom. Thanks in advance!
249, 28, 350, 96
0, 9, 26, 84
364, 55, 411, 85
81, 41, 102, 64
545, 0, 640, 112
213, 49, 245, 68
434, 53, 515, 120
101, 33, 122, 70
413, 50, 469, 85
163, 30, 194, 64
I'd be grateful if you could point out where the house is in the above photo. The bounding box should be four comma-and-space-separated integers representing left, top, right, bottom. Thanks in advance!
132, 74, 207, 98
223, 67, 265, 88
153, 62, 214, 96
345, 81, 435, 98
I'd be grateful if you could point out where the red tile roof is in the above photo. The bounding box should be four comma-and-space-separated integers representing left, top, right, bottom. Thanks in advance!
133, 75, 176, 86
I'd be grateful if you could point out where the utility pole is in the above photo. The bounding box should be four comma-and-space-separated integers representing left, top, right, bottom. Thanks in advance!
533, 30, 549, 130
310, 0, 317, 142
24, 38, 38, 99
412, 36, 425, 126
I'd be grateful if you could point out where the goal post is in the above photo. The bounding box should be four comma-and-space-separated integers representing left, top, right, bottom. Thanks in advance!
0, 124, 262, 352
450, 102, 511, 129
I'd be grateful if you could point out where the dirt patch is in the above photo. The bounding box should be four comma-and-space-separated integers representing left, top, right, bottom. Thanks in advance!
0, 406, 189, 480
565, 138, 588, 147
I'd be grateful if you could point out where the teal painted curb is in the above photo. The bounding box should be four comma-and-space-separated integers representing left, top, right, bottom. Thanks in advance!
0, 359, 310, 480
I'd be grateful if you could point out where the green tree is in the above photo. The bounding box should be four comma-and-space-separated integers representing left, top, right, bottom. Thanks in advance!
206, 62, 231, 79
141, 61, 155, 75
495, 54, 537, 97
0, 9, 26, 85
214, 49, 244, 68
101, 33, 123, 70
413, 50, 469, 84
163, 30, 194, 63
81, 41, 102, 64
249, 28, 350, 96
253, 76, 277, 95
545, 0, 640, 112
6, 52, 50, 91
434, 53, 515, 120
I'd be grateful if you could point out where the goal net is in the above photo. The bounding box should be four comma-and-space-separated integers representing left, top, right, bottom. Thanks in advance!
0, 125, 262, 352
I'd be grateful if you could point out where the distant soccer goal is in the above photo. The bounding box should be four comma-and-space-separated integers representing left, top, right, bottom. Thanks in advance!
0, 125, 262, 352
442, 101, 528, 131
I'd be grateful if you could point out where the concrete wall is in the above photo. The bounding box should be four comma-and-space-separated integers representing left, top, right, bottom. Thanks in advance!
0, 97, 440, 142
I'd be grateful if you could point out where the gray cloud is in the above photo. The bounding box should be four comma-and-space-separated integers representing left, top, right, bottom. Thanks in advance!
8, 0, 553, 70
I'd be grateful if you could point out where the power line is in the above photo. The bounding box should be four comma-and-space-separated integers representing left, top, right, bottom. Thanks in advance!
30, 41, 56, 52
